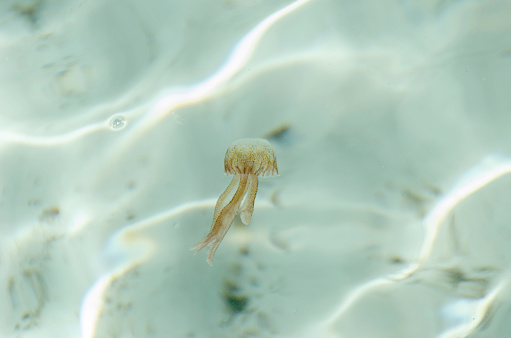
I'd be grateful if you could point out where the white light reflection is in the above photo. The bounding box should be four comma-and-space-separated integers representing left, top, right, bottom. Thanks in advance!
0, 0, 312, 150
392, 154, 511, 280
141, 0, 312, 124
0, 121, 109, 147
322, 154, 511, 330
439, 276, 507, 338
79, 198, 215, 338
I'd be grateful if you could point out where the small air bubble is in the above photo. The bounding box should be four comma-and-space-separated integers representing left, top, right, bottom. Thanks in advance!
110, 116, 126, 130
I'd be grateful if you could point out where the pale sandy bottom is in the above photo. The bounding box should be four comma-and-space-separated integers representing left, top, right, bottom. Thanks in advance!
1, 0, 511, 337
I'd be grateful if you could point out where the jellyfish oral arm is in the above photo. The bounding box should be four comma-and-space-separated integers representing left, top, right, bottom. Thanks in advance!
191, 174, 249, 265
240, 175, 258, 225
213, 174, 240, 223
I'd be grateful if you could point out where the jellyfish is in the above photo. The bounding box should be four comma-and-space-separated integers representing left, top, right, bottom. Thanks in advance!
191, 138, 278, 266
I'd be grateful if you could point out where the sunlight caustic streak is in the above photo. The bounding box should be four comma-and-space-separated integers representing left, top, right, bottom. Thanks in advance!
321, 154, 511, 329
322, 277, 392, 329
0, 0, 312, 149
391, 154, 511, 280
79, 198, 215, 338
0, 121, 109, 147
139, 0, 312, 125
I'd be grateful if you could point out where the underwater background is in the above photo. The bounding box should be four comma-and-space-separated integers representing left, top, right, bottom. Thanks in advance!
1, 0, 511, 337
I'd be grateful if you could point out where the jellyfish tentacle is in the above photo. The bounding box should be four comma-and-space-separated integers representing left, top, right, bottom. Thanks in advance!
240, 175, 259, 225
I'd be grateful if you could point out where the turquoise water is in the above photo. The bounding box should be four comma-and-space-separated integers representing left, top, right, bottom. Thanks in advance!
1, 0, 511, 337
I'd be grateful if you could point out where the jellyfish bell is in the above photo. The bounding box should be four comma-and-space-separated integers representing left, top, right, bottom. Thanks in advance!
224, 138, 278, 176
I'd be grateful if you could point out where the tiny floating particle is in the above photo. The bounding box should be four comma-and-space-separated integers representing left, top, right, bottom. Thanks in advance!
110, 116, 126, 130
38, 206, 60, 224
